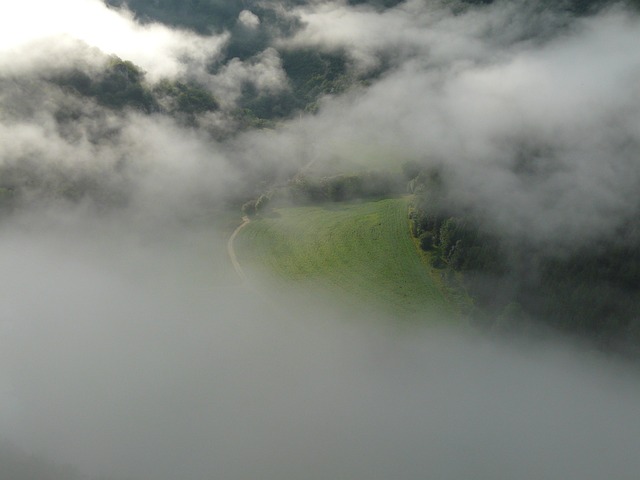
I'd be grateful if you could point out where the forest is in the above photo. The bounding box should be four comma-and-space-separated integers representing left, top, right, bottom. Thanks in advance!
408, 165, 640, 352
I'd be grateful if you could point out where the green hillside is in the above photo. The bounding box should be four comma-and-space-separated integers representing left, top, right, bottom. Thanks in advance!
235, 197, 456, 320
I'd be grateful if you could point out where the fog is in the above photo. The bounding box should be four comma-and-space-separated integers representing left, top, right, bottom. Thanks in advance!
2, 0, 640, 479
2, 210, 640, 480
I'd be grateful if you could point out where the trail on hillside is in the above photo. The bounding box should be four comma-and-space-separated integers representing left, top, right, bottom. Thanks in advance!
227, 215, 250, 282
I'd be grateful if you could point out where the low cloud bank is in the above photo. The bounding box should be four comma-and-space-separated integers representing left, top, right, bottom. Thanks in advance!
0, 211, 639, 480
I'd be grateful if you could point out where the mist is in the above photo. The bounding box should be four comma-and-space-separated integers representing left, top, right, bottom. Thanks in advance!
2, 0, 640, 479
2, 209, 640, 480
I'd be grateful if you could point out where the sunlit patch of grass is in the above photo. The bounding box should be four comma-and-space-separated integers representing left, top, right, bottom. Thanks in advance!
236, 197, 455, 320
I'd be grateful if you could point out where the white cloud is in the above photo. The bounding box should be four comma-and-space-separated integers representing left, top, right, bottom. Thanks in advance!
0, 0, 228, 80
277, 0, 521, 71
238, 9, 261, 29
208, 48, 289, 108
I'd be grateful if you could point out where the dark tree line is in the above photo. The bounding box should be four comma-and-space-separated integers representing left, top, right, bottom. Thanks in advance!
289, 172, 405, 204
461, 0, 633, 13
241, 171, 406, 216
407, 164, 640, 353
53, 57, 219, 118
54, 58, 158, 112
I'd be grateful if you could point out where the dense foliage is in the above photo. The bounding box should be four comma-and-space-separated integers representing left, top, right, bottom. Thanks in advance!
53, 58, 219, 118
54, 58, 158, 112
242, 170, 406, 217
408, 166, 640, 352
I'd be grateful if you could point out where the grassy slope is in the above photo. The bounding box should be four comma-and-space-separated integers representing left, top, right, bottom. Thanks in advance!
236, 197, 455, 320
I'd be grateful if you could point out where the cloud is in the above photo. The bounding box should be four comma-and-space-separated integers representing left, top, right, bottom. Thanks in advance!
208, 47, 289, 109
278, 0, 569, 72
1, 213, 640, 480
0, 0, 228, 80
0, 88, 244, 218
238, 9, 261, 29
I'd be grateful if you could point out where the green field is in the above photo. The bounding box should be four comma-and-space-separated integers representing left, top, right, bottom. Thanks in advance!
235, 197, 455, 320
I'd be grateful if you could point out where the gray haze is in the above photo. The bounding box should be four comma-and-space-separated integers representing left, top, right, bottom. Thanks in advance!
2, 211, 640, 480
2, 211, 640, 479
2, 1, 640, 479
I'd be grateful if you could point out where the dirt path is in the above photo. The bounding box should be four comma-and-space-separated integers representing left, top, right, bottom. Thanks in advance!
226, 216, 280, 312
227, 215, 250, 282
